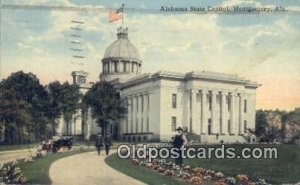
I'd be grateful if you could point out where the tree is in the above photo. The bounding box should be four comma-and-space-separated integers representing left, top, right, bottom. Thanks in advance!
255, 110, 267, 137
0, 71, 49, 143
0, 88, 32, 144
60, 82, 81, 135
47, 81, 64, 135
83, 81, 124, 136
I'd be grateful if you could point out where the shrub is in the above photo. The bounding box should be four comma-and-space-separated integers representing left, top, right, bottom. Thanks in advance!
0, 161, 27, 184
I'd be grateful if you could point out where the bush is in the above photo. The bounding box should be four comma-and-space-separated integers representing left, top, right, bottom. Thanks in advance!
0, 161, 27, 184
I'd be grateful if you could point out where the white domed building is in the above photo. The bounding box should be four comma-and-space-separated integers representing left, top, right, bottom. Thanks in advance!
61, 27, 260, 144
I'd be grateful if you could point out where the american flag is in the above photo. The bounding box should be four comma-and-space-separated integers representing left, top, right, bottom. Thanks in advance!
108, 6, 123, 23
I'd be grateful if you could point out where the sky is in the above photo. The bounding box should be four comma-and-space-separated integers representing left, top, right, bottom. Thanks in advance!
0, 0, 299, 111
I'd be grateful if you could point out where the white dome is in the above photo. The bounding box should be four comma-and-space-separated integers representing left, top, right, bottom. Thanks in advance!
103, 28, 141, 61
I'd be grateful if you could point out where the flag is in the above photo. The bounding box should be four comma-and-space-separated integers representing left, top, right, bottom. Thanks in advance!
108, 6, 123, 23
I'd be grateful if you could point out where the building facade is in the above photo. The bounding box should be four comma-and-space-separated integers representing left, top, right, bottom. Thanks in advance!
59, 27, 260, 143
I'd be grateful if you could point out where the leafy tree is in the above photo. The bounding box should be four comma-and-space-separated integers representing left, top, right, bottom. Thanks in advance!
47, 81, 82, 136
0, 88, 32, 144
60, 82, 81, 135
47, 81, 64, 135
83, 81, 124, 136
255, 109, 268, 138
0, 71, 49, 143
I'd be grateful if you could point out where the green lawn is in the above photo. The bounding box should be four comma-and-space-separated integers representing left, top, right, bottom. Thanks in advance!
18, 149, 92, 184
106, 144, 300, 185
0, 143, 40, 152
182, 144, 299, 184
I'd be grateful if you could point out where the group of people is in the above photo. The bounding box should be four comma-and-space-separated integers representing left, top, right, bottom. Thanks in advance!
94, 133, 112, 156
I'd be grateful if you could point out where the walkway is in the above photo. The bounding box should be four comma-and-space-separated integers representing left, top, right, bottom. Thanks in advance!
49, 151, 145, 185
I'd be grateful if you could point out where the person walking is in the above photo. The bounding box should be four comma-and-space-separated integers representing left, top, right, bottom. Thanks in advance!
104, 134, 112, 155
172, 127, 188, 166
95, 133, 103, 155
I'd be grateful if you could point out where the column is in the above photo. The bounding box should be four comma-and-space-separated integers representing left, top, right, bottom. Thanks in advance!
138, 94, 142, 133
186, 91, 191, 131
127, 97, 131, 133
131, 97, 134, 133
230, 93, 237, 134
221, 92, 227, 134
143, 94, 148, 133
239, 94, 244, 135
234, 93, 239, 134
132, 95, 137, 133
147, 94, 150, 132
201, 89, 207, 134
211, 91, 218, 134
190, 90, 198, 133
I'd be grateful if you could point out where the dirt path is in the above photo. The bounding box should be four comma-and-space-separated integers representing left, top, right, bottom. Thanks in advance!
49, 151, 145, 185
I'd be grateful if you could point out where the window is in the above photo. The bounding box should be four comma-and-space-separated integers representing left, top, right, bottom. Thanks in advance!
147, 117, 149, 132
171, 117, 176, 131
244, 99, 247, 113
130, 111, 133, 133
114, 61, 118, 72
141, 118, 144, 133
244, 120, 247, 133
209, 95, 212, 111
126, 120, 128, 133
228, 120, 231, 133
107, 63, 110, 73
131, 63, 134, 72
172, 94, 177, 108
123, 62, 127, 73
208, 119, 212, 135
136, 97, 139, 111
227, 95, 231, 111
136, 118, 138, 133
147, 94, 150, 111
190, 118, 192, 132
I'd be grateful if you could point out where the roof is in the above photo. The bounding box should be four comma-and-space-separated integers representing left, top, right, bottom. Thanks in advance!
103, 27, 141, 62
119, 71, 261, 89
